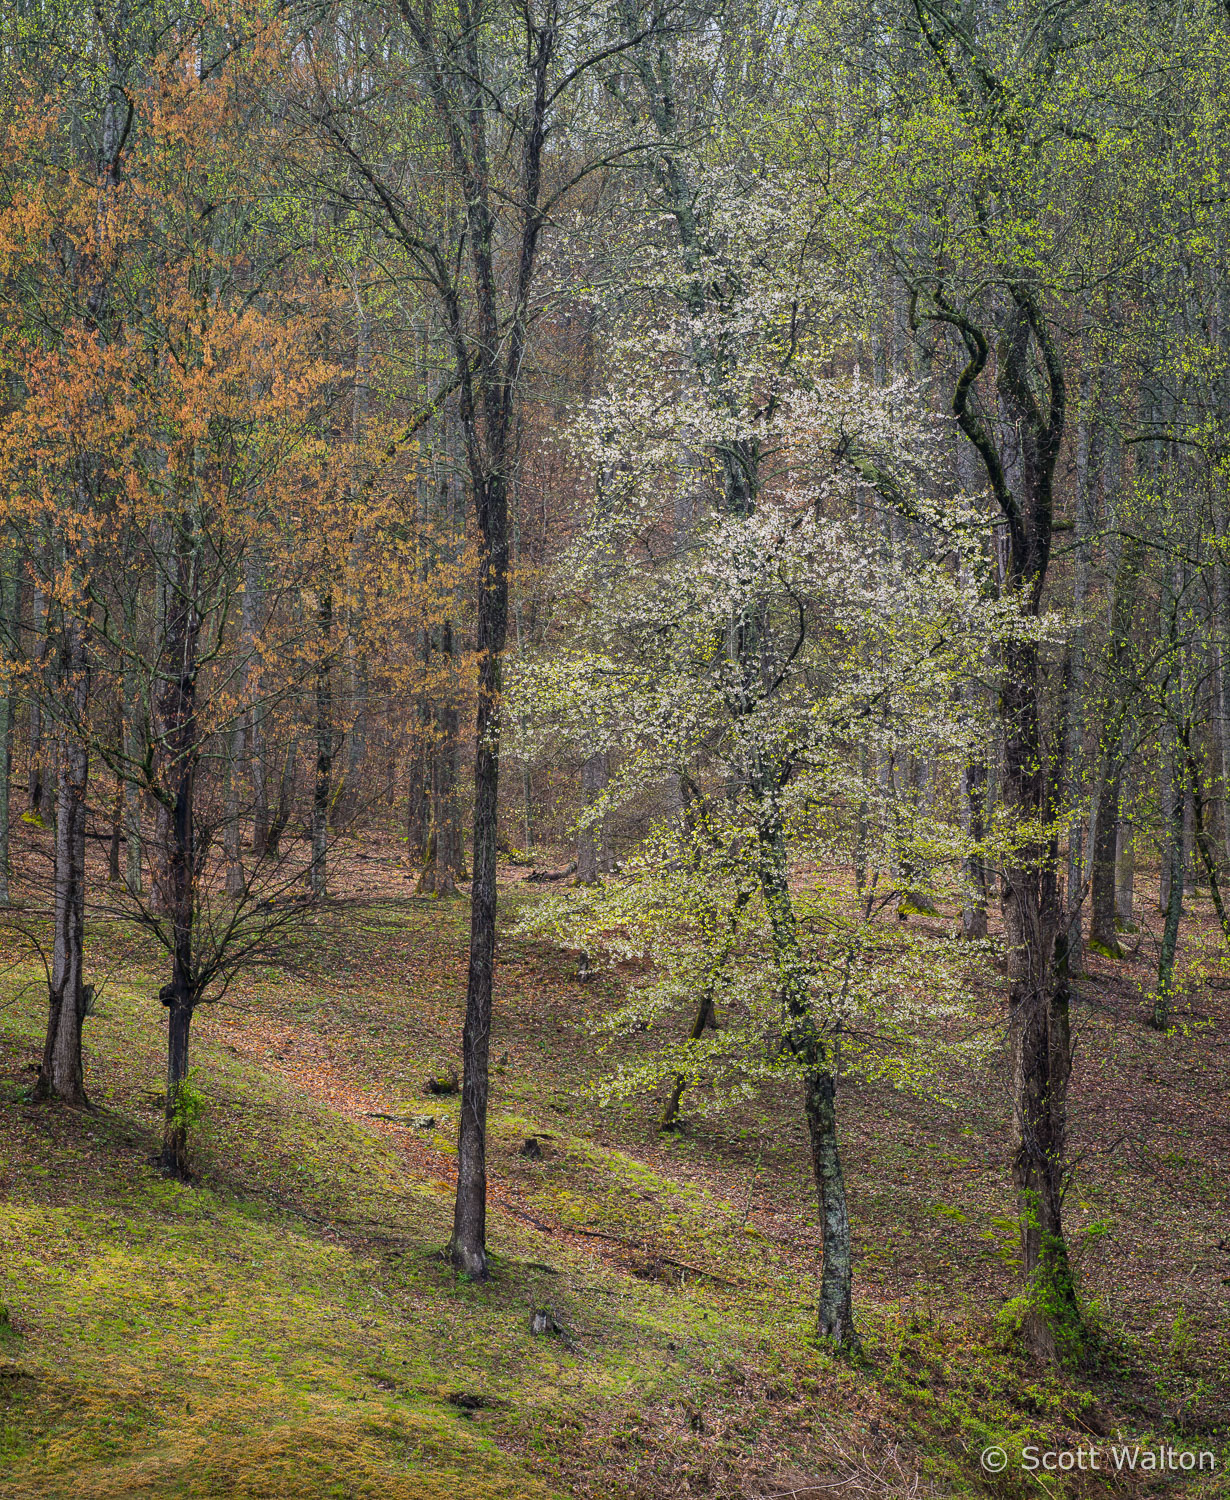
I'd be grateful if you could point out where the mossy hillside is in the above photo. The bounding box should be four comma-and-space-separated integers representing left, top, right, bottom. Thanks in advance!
1, 893, 1227, 1498
0, 949, 847, 1499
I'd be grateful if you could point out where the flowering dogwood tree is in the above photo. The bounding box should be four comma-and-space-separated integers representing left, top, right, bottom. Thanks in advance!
513, 183, 1013, 1346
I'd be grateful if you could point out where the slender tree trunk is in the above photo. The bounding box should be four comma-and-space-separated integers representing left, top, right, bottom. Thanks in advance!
122, 677, 143, 895
1115, 812, 1135, 927
37, 618, 90, 1106
309, 590, 333, 897
243, 552, 269, 860
28, 585, 47, 823
1214, 504, 1230, 869
960, 757, 989, 939
224, 720, 244, 897
250, 700, 269, 857
338, 281, 371, 829
108, 777, 122, 882
1061, 360, 1097, 972
162, 992, 194, 1177
452, 475, 510, 1277
1155, 766, 1185, 1031
223, 574, 257, 897
1089, 777, 1123, 957
0, 549, 17, 907
157, 510, 202, 1179
756, 819, 857, 1348
265, 738, 296, 856
418, 623, 463, 896
658, 988, 714, 1133
1155, 573, 1188, 1024
1089, 535, 1143, 954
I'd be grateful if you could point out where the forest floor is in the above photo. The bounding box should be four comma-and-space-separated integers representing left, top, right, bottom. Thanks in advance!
0, 828, 1228, 1499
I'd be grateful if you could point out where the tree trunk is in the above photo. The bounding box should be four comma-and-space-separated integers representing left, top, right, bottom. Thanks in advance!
1061, 358, 1097, 973
224, 720, 244, 897
451, 478, 510, 1278
309, 589, 333, 898
265, 738, 296, 856
407, 628, 433, 872
1089, 775, 1123, 956
960, 757, 988, 939
155, 508, 202, 1179
37, 619, 90, 1106
122, 682, 143, 895
108, 776, 122, 882
756, 820, 857, 1349
1155, 761, 1185, 1030
1214, 502, 1230, 869
805, 1066, 855, 1346
0, 549, 17, 907
28, 585, 48, 823
1088, 535, 1143, 954
1115, 815, 1135, 927
250, 701, 269, 858
1002, 640, 1081, 1361
162, 992, 194, 1178
224, 569, 258, 897
418, 623, 463, 896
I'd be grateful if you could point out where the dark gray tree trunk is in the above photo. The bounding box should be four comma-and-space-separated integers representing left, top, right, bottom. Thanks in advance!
452, 472, 509, 1276
156, 510, 202, 1180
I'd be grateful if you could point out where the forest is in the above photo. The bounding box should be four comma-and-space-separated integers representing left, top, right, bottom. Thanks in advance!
0, 0, 1228, 1495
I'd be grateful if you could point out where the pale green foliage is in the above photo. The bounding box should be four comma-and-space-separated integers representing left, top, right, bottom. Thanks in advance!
513, 186, 1014, 1113
521, 817, 996, 1115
